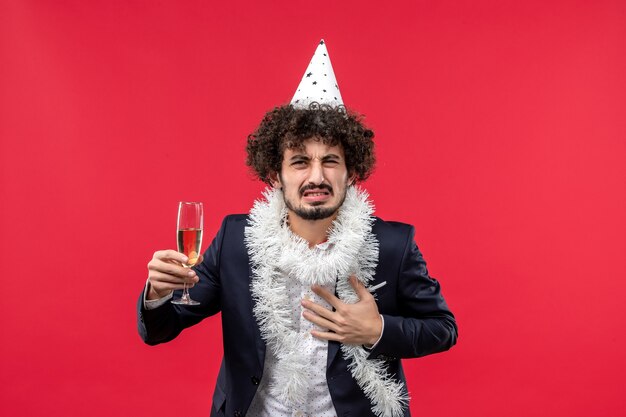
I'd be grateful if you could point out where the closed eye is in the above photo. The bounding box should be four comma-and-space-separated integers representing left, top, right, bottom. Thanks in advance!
291, 160, 308, 168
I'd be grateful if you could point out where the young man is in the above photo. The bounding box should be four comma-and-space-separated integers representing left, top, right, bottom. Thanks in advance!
138, 40, 457, 417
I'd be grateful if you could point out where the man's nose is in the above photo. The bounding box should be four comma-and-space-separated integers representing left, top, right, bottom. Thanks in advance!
308, 160, 325, 185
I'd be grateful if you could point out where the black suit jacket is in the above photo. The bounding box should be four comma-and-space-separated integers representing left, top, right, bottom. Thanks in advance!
138, 215, 457, 417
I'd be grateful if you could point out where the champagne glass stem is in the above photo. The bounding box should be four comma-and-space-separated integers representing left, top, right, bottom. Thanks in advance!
182, 281, 189, 302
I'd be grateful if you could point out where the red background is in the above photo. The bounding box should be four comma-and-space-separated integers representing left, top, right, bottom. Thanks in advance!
1, 1, 625, 416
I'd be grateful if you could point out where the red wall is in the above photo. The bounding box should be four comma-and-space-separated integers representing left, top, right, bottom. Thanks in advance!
1, 1, 625, 416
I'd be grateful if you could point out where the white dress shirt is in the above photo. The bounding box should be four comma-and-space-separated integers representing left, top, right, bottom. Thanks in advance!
246, 258, 337, 417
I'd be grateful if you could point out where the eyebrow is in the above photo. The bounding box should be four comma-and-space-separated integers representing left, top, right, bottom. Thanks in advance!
288, 153, 342, 161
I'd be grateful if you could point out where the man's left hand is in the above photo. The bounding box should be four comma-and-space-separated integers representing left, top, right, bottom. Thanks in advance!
302, 275, 382, 346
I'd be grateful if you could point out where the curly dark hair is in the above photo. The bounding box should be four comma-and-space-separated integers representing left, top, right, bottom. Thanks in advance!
246, 103, 376, 184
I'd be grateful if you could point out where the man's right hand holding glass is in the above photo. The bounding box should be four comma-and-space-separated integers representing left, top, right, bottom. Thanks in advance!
146, 250, 203, 300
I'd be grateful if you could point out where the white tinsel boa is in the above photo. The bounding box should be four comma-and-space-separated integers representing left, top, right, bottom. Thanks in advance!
244, 186, 409, 417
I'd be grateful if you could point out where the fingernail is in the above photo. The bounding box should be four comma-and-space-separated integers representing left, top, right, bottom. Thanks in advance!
188, 271, 196, 277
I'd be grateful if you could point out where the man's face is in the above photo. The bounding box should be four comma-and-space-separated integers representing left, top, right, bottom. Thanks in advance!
275, 138, 352, 221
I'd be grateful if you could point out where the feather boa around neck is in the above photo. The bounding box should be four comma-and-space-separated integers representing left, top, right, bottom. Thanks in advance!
244, 186, 409, 417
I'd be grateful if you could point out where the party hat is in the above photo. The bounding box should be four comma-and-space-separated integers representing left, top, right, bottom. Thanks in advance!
291, 39, 344, 108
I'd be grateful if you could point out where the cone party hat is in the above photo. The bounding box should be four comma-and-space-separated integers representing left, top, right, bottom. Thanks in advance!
291, 39, 344, 108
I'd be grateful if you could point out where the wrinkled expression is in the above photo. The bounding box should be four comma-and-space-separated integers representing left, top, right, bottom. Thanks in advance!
276, 138, 352, 221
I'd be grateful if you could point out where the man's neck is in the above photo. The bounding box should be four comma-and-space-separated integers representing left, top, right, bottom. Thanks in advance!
287, 212, 336, 248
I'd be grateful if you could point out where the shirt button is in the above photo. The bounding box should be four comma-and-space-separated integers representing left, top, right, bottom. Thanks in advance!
251, 376, 260, 385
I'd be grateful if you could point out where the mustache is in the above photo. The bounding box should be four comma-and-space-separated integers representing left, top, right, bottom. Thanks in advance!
299, 183, 333, 196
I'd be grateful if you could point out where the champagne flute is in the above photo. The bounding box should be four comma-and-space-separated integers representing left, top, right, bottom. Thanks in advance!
172, 201, 203, 305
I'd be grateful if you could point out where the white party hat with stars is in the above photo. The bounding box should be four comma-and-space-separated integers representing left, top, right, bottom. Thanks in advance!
291, 39, 344, 108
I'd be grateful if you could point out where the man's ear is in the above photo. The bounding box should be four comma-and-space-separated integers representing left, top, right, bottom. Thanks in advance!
269, 172, 282, 189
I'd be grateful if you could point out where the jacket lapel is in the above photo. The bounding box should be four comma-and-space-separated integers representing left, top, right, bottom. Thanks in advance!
249, 262, 266, 369
326, 340, 341, 370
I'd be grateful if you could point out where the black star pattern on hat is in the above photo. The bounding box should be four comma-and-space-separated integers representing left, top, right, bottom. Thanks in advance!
320, 40, 325, 45
323, 89, 326, 92
323, 53, 327, 56
306, 72, 312, 78
312, 81, 317, 85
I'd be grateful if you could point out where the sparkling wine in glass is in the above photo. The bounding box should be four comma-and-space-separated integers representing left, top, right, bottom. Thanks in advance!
172, 201, 203, 305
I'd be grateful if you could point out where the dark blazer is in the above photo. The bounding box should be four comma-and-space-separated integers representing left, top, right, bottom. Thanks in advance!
138, 215, 457, 417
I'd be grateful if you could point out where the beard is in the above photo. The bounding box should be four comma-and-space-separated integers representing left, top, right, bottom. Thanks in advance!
282, 183, 348, 221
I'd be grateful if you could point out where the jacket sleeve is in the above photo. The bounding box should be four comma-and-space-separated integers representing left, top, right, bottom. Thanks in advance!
136, 216, 228, 345
367, 225, 458, 360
